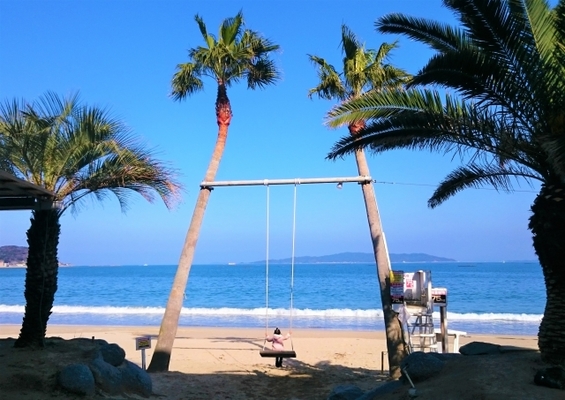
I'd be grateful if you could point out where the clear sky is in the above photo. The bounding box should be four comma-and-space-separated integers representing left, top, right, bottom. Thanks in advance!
0, 0, 538, 265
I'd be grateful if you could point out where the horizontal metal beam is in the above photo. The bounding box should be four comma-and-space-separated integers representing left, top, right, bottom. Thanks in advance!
201, 176, 372, 188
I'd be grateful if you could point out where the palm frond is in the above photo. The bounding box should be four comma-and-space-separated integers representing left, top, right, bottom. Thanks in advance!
522, 0, 555, 60
327, 87, 546, 175
220, 10, 243, 46
429, 162, 541, 207
441, 0, 547, 107
326, 88, 445, 128
195, 14, 215, 48
307, 55, 347, 100
171, 63, 205, 101
340, 24, 360, 61
246, 58, 279, 89
376, 13, 469, 53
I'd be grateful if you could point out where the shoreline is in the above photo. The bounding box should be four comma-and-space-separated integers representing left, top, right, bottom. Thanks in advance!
0, 323, 539, 355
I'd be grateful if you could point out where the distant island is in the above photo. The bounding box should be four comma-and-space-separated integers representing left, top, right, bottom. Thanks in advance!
248, 252, 455, 264
0, 245, 28, 266
0, 245, 70, 267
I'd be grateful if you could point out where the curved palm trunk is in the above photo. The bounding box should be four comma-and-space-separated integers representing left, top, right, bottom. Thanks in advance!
148, 83, 232, 372
529, 182, 565, 366
349, 122, 407, 378
15, 209, 60, 348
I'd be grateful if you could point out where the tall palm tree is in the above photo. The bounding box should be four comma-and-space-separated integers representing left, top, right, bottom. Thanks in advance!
326, 0, 565, 365
148, 11, 280, 372
0, 92, 180, 348
308, 24, 410, 377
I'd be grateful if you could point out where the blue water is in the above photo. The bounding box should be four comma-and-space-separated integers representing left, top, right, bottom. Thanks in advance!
0, 262, 544, 335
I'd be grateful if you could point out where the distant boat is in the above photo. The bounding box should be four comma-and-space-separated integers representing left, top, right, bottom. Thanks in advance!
228, 262, 236, 266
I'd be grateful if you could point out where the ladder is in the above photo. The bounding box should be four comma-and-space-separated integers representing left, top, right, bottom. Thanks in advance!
405, 307, 437, 353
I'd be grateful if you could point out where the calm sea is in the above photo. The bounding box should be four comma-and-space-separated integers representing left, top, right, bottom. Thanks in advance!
0, 262, 544, 336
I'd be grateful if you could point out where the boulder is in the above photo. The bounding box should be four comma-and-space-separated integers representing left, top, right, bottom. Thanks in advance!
459, 341, 501, 355
357, 380, 405, 399
400, 351, 445, 383
120, 359, 153, 397
427, 352, 463, 361
100, 343, 126, 366
89, 354, 122, 395
327, 384, 365, 400
534, 366, 565, 390
58, 363, 95, 396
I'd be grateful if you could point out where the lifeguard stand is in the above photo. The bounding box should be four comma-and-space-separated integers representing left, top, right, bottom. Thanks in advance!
391, 270, 437, 353
404, 271, 437, 353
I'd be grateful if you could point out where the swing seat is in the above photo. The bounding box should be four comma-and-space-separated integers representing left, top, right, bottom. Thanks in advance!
260, 349, 296, 358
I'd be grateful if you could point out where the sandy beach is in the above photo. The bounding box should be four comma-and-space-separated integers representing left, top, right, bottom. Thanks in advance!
1, 324, 548, 399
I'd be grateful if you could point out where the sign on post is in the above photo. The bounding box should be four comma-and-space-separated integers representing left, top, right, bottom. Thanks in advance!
432, 287, 447, 305
135, 336, 152, 370
390, 270, 405, 304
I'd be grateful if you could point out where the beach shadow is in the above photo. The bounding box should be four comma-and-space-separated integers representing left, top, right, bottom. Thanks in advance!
149, 358, 389, 400
146, 334, 389, 399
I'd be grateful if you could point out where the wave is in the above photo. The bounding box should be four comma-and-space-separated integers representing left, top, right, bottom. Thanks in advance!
0, 305, 543, 323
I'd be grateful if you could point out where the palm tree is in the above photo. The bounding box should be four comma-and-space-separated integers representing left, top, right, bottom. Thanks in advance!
0, 92, 180, 348
148, 11, 280, 372
308, 24, 410, 377
326, 0, 565, 365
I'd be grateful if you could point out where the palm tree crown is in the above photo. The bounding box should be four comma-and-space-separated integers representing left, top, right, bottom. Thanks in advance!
308, 24, 410, 103
171, 10, 279, 101
327, 0, 565, 206
0, 91, 180, 214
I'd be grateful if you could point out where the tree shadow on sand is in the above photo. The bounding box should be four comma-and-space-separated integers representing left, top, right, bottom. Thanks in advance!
148, 335, 389, 400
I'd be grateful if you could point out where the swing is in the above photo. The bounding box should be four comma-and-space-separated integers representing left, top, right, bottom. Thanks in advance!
260, 182, 297, 359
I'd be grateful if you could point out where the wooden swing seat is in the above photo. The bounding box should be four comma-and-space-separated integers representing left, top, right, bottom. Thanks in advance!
260, 350, 297, 358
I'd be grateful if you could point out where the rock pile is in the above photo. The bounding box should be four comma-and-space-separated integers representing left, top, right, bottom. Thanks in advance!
57, 340, 152, 397
327, 341, 563, 400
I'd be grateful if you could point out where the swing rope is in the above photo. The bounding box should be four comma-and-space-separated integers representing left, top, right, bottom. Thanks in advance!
265, 184, 270, 337
289, 182, 297, 351
262, 182, 297, 353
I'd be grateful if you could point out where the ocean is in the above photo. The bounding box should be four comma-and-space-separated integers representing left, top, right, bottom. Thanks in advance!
0, 261, 544, 336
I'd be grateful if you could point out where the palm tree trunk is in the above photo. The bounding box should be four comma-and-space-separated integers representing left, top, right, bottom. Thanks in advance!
354, 148, 407, 378
15, 209, 60, 348
148, 83, 232, 372
529, 182, 565, 366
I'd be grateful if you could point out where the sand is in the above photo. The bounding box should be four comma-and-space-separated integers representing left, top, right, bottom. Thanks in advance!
0, 324, 559, 400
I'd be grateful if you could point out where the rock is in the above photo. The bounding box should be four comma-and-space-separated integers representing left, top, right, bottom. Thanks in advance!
459, 341, 501, 355
327, 384, 364, 400
427, 352, 463, 361
401, 351, 445, 382
357, 380, 405, 399
100, 343, 126, 366
120, 359, 153, 397
58, 363, 95, 395
534, 366, 565, 390
89, 354, 122, 395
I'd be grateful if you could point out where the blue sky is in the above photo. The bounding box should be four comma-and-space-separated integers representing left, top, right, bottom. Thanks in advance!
0, 0, 538, 265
